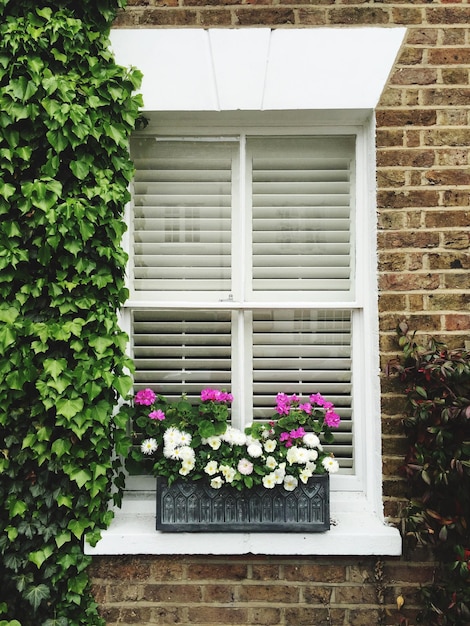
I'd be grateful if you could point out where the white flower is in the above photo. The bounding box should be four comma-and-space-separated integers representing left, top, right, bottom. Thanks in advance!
299, 468, 313, 484
141, 438, 157, 455
203, 436, 222, 450
170, 445, 193, 461
286, 446, 301, 465
222, 427, 246, 446
307, 449, 319, 462
179, 446, 195, 462
262, 473, 277, 489
265, 455, 277, 470
163, 427, 183, 447
264, 439, 277, 453
322, 456, 339, 473
163, 445, 174, 459
204, 460, 219, 475
179, 459, 195, 475
237, 458, 254, 475
247, 443, 263, 458
305, 461, 317, 474
220, 464, 236, 483
273, 466, 286, 484
210, 476, 224, 489
178, 431, 192, 447
303, 433, 320, 449
283, 475, 299, 491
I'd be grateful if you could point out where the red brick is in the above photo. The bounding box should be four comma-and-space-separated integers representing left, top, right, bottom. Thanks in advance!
143, 583, 202, 602
329, 7, 390, 24
284, 563, 346, 583
187, 562, 247, 580
238, 584, 299, 603
187, 606, 249, 623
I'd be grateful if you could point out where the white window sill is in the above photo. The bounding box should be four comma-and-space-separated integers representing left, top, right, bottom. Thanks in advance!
85, 489, 401, 556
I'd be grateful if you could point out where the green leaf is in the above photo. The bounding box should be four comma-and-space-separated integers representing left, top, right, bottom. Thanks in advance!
43, 357, 67, 380
24, 583, 50, 610
56, 494, 73, 509
70, 159, 90, 180
0, 182, 16, 200
114, 374, 133, 398
67, 518, 90, 539
56, 397, 84, 419
51, 438, 71, 459
28, 546, 53, 568
68, 467, 92, 488
55, 530, 71, 548
0, 325, 16, 352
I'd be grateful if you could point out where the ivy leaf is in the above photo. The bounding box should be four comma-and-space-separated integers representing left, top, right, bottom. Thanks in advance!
28, 546, 53, 569
43, 617, 69, 626
24, 584, 50, 610
68, 467, 92, 488
56, 397, 84, 419
55, 531, 71, 549
114, 374, 133, 398
0, 325, 16, 353
51, 438, 71, 459
67, 518, 90, 539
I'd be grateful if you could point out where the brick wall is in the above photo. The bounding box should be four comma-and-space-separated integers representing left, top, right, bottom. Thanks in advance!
91, 2, 470, 624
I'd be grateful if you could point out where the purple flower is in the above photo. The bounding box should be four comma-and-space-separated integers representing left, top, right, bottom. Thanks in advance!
310, 392, 326, 407
324, 409, 341, 428
200, 388, 233, 403
149, 409, 165, 421
135, 388, 156, 406
290, 427, 306, 439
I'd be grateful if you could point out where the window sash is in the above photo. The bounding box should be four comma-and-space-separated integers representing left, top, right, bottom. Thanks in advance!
130, 135, 356, 303
129, 128, 359, 475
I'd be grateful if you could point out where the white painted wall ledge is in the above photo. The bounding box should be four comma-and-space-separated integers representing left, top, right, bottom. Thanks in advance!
110, 27, 406, 111
85, 489, 402, 556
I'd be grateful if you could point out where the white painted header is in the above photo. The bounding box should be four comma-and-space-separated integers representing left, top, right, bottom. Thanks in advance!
109, 27, 405, 111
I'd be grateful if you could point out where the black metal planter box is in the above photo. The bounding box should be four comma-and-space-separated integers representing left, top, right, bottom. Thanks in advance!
156, 474, 330, 532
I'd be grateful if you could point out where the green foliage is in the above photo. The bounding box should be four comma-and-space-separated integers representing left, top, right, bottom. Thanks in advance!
0, 1, 141, 624
390, 323, 470, 625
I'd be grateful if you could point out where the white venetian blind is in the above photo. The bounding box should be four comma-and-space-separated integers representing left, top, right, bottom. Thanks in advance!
247, 137, 355, 299
252, 309, 353, 471
132, 309, 232, 402
130, 139, 237, 294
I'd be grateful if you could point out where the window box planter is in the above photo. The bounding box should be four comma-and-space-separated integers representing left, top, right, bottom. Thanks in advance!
156, 474, 330, 532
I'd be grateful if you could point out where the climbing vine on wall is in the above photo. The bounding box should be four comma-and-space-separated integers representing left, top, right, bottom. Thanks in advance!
389, 323, 470, 625
0, 1, 141, 623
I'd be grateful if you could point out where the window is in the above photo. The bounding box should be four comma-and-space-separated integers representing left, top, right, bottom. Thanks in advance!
126, 115, 360, 479
87, 27, 405, 556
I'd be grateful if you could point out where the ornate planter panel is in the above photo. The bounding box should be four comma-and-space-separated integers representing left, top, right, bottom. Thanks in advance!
156, 474, 330, 532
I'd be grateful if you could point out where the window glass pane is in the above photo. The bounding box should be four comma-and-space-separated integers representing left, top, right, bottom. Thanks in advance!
248, 137, 355, 295
132, 309, 232, 402
130, 139, 235, 292
252, 309, 353, 471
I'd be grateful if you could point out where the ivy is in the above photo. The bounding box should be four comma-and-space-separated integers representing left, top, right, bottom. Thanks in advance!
0, 1, 141, 623
389, 323, 470, 625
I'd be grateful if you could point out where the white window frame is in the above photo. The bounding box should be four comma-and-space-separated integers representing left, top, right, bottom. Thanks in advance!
85, 27, 405, 556
86, 110, 401, 556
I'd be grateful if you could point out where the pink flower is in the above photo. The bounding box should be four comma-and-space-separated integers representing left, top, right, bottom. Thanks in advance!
324, 409, 341, 428
310, 392, 326, 407
279, 432, 290, 442
149, 409, 165, 421
299, 403, 312, 414
200, 388, 233, 403
290, 427, 306, 439
135, 388, 156, 406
